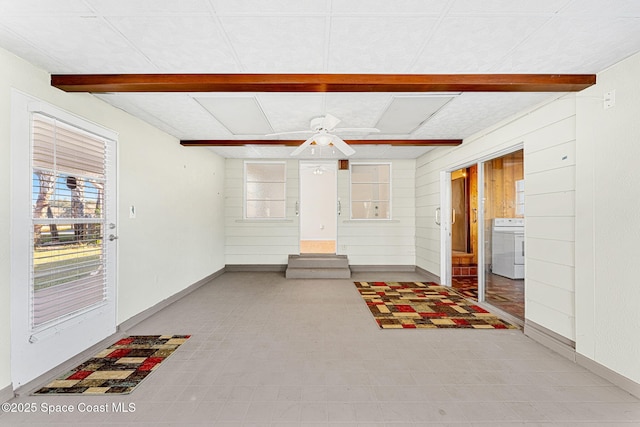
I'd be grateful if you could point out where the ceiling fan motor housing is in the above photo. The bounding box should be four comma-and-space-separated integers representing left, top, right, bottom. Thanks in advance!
310, 116, 328, 131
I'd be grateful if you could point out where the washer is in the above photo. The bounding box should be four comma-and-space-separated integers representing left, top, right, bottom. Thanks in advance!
491, 218, 524, 279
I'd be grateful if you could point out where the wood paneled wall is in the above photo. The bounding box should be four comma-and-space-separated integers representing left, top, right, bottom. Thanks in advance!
485, 150, 524, 220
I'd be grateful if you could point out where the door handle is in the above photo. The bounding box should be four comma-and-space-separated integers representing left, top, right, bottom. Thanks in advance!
337, 200, 341, 216
295, 201, 299, 216
435, 208, 441, 226
472, 208, 478, 224
108, 234, 119, 241
451, 208, 456, 225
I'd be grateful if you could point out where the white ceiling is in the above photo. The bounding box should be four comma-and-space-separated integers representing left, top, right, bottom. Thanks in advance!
1, 0, 639, 159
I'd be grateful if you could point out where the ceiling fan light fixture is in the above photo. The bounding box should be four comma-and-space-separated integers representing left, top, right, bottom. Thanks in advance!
315, 134, 332, 146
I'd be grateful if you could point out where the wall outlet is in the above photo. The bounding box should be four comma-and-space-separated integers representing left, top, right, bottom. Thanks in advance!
604, 90, 615, 109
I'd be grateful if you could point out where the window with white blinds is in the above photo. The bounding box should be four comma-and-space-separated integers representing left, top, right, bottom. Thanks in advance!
244, 162, 286, 219
31, 113, 108, 328
350, 163, 392, 219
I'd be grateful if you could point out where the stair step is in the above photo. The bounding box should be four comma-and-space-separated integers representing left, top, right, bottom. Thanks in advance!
287, 254, 349, 269
285, 254, 351, 279
285, 267, 351, 279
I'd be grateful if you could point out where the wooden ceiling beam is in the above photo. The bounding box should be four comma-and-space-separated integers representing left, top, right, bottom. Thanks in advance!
52, 73, 595, 93
180, 139, 462, 147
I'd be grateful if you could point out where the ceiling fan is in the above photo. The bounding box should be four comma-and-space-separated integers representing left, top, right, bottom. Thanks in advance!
268, 114, 379, 157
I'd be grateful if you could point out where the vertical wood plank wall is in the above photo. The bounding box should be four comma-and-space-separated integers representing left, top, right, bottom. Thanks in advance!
224, 158, 416, 266
416, 95, 577, 341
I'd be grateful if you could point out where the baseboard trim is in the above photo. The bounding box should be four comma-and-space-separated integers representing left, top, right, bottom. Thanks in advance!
225, 264, 287, 272
524, 320, 576, 362
118, 268, 225, 332
12, 269, 225, 397
576, 353, 640, 399
13, 330, 127, 397
1, 383, 14, 404
415, 266, 440, 282
524, 320, 640, 398
350, 265, 415, 273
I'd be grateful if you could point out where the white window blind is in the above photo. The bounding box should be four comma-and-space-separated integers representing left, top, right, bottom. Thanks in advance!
31, 113, 108, 328
350, 163, 391, 219
245, 162, 286, 219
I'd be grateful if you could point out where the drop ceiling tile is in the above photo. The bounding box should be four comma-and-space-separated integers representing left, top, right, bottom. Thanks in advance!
500, 16, 640, 73
256, 94, 326, 133
97, 94, 233, 139
331, 0, 447, 15
0, 16, 152, 72
324, 93, 391, 129
560, 0, 640, 17
211, 0, 330, 15
85, 0, 212, 16
0, 0, 93, 14
328, 16, 438, 72
106, 16, 239, 72
220, 16, 326, 72
412, 92, 555, 139
0, 25, 70, 71
376, 96, 455, 134
196, 97, 273, 135
411, 15, 549, 73
448, 0, 571, 14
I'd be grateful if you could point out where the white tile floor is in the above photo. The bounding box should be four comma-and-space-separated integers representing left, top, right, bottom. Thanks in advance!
2, 271, 639, 426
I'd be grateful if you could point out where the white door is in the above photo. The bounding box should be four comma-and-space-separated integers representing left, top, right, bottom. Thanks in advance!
10, 93, 117, 388
439, 171, 453, 285
299, 161, 337, 254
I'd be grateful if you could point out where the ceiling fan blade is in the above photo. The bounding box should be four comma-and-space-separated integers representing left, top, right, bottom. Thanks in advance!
290, 135, 316, 156
334, 127, 380, 133
266, 130, 314, 137
322, 113, 341, 131
329, 135, 356, 156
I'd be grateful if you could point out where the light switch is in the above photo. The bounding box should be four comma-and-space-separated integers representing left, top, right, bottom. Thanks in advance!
129, 205, 136, 219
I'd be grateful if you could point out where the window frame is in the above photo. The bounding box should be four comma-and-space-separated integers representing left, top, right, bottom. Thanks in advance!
243, 160, 287, 220
349, 162, 392, 220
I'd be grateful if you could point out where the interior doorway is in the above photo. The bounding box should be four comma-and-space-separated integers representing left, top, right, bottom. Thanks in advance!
299, 161, 337, 254
481, 149, 525, 319
445, 150, 525, 321
450, 165, 478, 283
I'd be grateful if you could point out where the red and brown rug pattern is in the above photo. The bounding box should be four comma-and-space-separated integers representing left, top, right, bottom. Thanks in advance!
33, 335, 190, 395
354, 281, 518, 329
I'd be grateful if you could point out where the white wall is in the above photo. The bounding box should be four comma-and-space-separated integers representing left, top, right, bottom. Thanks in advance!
225, 158, 416, 266
575, 52, 640, 384
0, 46, 225, 391
416, 94, 578, 340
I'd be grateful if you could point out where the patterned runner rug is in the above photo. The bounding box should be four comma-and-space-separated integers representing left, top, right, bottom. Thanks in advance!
33, 335, 190, 395
354, 281, 518, 329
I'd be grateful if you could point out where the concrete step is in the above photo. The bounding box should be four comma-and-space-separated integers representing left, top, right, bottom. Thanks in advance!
285, 254, 351, 279
287, 254, 349, 269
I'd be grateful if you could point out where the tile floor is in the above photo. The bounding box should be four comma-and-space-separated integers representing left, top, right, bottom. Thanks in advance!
452, 274, 525, 320
2, 271, 639, 426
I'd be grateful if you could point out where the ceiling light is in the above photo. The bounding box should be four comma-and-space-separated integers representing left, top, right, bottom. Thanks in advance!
315, 134, 332, 146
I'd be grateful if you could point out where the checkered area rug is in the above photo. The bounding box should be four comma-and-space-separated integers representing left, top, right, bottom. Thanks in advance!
354, 281, 518, 329
33, 335, 190, 395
